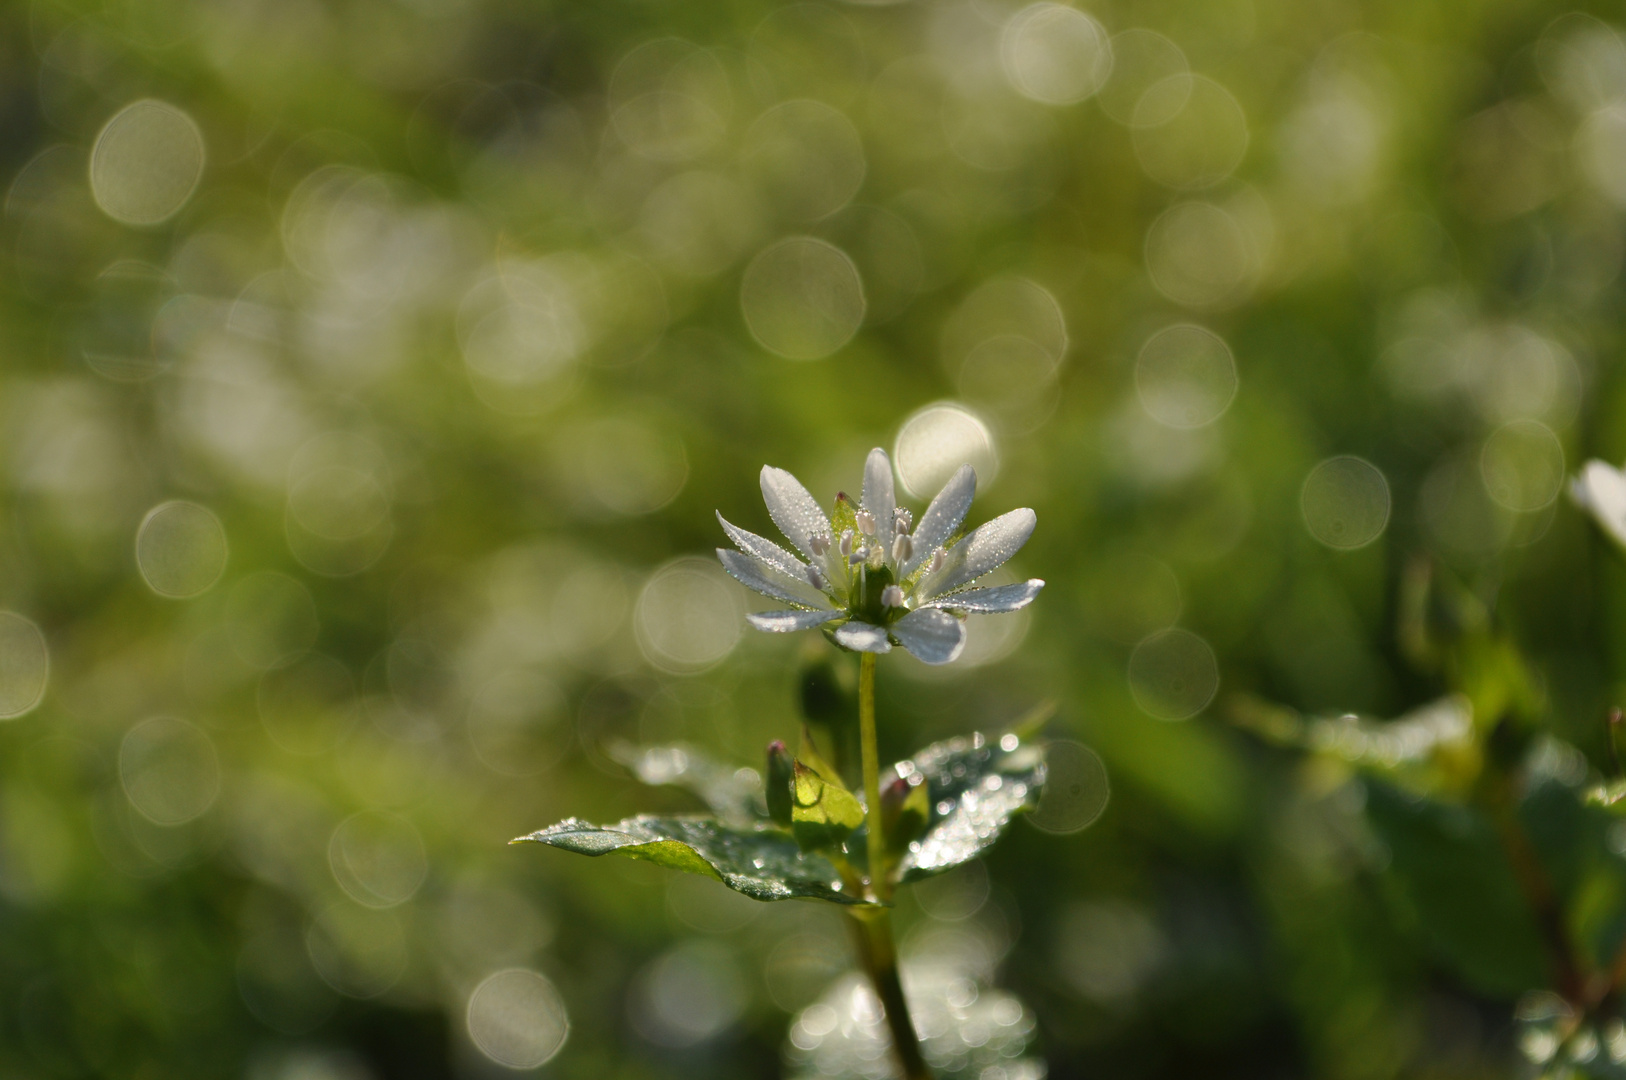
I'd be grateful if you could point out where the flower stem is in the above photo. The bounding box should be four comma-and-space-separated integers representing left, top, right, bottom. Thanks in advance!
847, 907, 933, 1080
853, 651, 933, 1080
860, 651, 886, 902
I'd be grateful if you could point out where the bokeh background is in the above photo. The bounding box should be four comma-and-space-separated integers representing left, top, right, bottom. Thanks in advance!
3, 0, 1626, 1075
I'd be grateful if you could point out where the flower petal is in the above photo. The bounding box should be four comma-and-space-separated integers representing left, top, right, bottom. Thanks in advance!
747, 609, 842, 633
1573, 460, 1626, 550
760, 465, 833, 561
717, 511, 809, 582
833, 621, 892, 654
717, 549, 832, 610
916, 508, 1037, 600
891, 608, 966, 665
923, 579, 1044, 614
861, 448, 896, 523
903, 464, 976, 577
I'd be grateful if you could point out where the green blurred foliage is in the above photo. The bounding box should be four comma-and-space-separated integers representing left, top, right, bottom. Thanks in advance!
7, 0, 1626, 1076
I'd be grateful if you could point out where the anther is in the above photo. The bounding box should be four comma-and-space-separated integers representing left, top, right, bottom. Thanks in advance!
849, 548, 867, 567
807, 566, 826, 591
929, 548, 946, 574
838, 529, 855, 558
881, 585, 905, 608
895, 508, 912, 533
809, 534, 830, 557
892, 533, 913, 565
855, 510, 876, 537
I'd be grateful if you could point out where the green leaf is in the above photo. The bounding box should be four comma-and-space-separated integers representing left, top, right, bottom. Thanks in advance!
792, 727, 865, 851
1362, 780, 1547, 996
893, 732, 1046, 884
609, 742, 764, 826
513, 815, 867, 905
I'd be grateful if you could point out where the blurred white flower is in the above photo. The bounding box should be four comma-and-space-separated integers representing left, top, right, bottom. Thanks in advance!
1572, 459, 1626, 549
716, 448, 1042, 664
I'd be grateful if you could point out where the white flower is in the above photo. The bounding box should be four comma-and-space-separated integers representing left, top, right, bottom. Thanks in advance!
716, 447, 1043, 664
1572, 459, 1626, 550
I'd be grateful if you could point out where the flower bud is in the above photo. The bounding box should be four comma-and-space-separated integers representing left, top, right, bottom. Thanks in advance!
891, 533, 913, 565
855, 511, 876, 537
881, 585, 905, 608
766, 740, 794, 827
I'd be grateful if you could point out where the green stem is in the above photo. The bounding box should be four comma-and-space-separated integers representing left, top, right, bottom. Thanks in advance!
847, 908, 933, 1080
860, 651, 886, 902
853, 651, 933, 1080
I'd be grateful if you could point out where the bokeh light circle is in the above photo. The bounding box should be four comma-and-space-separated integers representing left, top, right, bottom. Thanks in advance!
1300, 456, 1391, 549
1480, 420, 1565, 512
305, 905, 407, 1000
1028, 740, 1110, 834
1131, 76, 1249, 189
1128, 628, 1219, 721
1144, 201, 1254, 310
328, 811, 429, 909
90, 100, 205, 226
119, 716, 221, 825
1134, 324, 1238, 428
742, 100, 867, 222
1099, 30, 1188, 125
635, 558, 742, 673
1000, 3, 1113, 106
0, 613, 50, 720
740, 238, 866, 360
893, 402, 998, 498
467, 969, 570, 1069
136, 501, 228, 599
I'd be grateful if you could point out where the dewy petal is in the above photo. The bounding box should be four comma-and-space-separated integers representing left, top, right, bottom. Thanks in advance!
761, 465, 834, 561
1573, 460, 1626, 550
903, 464, 976, 577
717, 511, 809, 582
923, 579, 1044, 614
861, 448, 896, 523
916, 508, 1037, 600
747, 609, 842, 633
891, 608, 966, 665
833, 621, 892, 654
717, 549, 833, 610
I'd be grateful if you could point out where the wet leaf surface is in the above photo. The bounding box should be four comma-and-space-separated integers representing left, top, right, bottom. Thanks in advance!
514, 814, 867, 905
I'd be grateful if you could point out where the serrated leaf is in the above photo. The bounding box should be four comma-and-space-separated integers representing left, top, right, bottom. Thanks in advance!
610, 742, 764, 826
513, 815, 867, 905
893, 732, 1046, 883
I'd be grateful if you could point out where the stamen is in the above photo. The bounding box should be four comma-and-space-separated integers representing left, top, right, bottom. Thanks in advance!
855, 510, 876, 537
809, 533, 830, 557
881, 585, 905, 608
892, 533, 913, 565
838, 529, 854, 557
848, 546, 866, 567
807, 566, 826, 591
895, 508, 912, 533
929, 547, 946, 574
